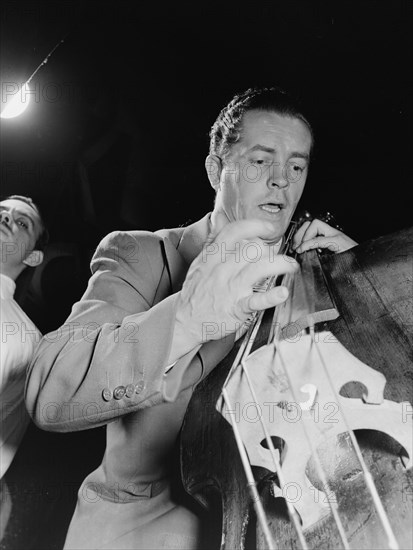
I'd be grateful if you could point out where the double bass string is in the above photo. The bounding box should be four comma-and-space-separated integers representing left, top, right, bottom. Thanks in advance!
239, 359, 309, 550
273, 337, 351, 549
268, 267, 352, 549
275, 245, 399, 549
310, 328, 400, 550
246, 231, 352, 547
218, 226, 310, 549
295, 240, 399, 548
219, 230, 316, 549
221, 221, 367, 548
221, 387, 278, 550
219, 216, 402, 548
221, 261, 350, 548
219, 274, 278, 391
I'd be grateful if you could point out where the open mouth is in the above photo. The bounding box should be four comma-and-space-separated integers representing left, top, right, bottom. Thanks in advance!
259, 203, 284, 214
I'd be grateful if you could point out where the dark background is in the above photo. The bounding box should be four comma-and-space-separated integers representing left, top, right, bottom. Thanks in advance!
0, 1, 412, 548
2, 0, 412, 245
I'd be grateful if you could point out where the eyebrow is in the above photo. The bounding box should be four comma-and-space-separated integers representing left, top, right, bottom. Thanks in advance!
0, 206, 35, 228
247, 144, 310, 161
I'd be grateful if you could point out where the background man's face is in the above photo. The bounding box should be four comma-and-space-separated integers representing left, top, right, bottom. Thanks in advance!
0, 199, 43, 269
217, 110, 312, 243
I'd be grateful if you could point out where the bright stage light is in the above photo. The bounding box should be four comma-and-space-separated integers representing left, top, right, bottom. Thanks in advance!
1, 82, 31, 119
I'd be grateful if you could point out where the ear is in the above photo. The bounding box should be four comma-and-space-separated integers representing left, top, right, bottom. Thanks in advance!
23, 249, 44, 267
205, 155, 222, 192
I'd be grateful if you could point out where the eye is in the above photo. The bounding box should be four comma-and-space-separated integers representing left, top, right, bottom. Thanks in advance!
250, 158, 273, 166
17, 219, 29, 229
286, 162, 306, 182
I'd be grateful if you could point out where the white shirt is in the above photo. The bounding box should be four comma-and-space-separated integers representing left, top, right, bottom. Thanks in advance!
0, 273, 41, 478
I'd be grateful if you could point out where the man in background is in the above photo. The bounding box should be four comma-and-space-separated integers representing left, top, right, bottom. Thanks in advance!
0, 195, 48, 540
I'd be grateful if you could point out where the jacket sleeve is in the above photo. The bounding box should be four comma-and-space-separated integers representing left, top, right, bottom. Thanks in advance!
25, 231, 203, 432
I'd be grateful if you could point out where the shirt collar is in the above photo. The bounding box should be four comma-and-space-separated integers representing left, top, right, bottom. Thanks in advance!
0, 273, 16, 299
177, 213, 212, 265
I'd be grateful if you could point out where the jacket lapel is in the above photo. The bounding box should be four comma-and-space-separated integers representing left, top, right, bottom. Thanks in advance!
156, 214, 211, 294
160, 235, 188, 294
156, 214, 235, 372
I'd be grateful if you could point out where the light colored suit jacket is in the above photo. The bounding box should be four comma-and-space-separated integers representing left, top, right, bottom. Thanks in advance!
25, 213, 233, 511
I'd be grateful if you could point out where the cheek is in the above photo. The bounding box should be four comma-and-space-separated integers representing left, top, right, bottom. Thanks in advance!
223, 172, 241, 200
222, 180, 237, 203
236, 182, 258, 213
289, 175, 307, 203
19, 231, 33, 250
220, 181, 238, 218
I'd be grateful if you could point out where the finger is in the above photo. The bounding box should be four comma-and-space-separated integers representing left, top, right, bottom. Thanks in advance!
303, 219, 336, 241
247, 285, 289, 312
295, 236, 342, 253
201, 236, 269, 268
292, 220, 311, 248
214, 219, 277, 247
293, 219, 339, 250
239, 238, 282, 265
243, 253, 299, 285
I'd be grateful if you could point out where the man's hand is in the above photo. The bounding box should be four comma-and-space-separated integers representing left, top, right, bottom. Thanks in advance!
292, 219, 357, 254
168, 219, 299, 361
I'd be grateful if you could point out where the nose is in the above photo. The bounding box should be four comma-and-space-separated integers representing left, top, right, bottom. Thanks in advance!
267, 164, 289, 190
0, 211, 11, 225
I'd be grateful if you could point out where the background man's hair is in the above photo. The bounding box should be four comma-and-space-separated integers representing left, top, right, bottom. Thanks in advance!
4, 194, 49, 251
209, 86, 314, 159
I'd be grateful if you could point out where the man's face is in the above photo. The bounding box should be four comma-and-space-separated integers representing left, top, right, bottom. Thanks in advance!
214, 110, 312, 243
0, 199, 43, 270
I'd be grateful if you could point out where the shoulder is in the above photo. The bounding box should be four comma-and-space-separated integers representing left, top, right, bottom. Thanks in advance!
90, 228, 182, 277
91, 230, 163, 269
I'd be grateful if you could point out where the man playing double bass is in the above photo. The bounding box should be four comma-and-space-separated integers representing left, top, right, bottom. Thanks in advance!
26, 87, 356, 549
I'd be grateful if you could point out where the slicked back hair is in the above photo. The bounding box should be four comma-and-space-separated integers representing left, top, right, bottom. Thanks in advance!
209, 86, 314, 160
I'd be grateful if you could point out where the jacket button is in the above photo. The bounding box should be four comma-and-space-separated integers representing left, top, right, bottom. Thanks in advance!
135, 380, 145, 394
113, 386, 126, 400
102, 388, 113, 401
125, 384, 135, 398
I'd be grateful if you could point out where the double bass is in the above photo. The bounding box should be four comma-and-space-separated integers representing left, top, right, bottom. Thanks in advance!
181, 219, 413, 549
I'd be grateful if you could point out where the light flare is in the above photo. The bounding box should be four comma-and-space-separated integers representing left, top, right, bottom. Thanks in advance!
1, 82, 31, 119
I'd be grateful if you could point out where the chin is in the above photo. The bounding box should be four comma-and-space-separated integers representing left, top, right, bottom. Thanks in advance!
269, 222, 287, 240
267, 235, 283, 246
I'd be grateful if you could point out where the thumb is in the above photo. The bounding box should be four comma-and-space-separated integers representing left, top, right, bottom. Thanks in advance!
248, 286, 289, 312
